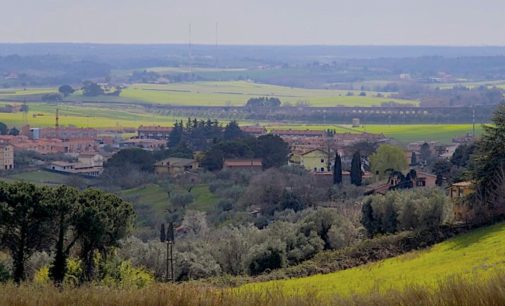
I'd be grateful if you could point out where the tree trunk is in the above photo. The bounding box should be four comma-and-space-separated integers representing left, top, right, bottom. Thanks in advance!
50, 212, 67, 285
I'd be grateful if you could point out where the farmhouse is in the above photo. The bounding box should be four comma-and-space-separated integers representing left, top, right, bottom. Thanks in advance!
0, 135, 97, 154
365, 171, 437, 195
120, 138, 166, 150
447, 181, 474, 222
240, 125, 267, 137
23, 126, 98, 141
154, 158, 198, 176
223, 159, 263, 170
0, 144, 14, 170
448, 181, 473, 199
48, 161, 103, 177
271, 129, 325, 138
298, 149, 331, 173
137, 125, 173, 140
78, 153, 104, 167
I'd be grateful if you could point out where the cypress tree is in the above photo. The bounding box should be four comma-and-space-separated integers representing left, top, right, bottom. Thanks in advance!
351, 151, 362, 186
160, 223, 166, 242
333, 153, 342, 185
410, 151, 417, 166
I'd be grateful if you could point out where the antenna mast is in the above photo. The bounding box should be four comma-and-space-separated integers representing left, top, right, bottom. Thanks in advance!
215, 22, 219, 67
188, 23, 193, 77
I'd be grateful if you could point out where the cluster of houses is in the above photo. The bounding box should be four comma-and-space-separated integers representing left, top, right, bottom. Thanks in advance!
0, 123, 477, 209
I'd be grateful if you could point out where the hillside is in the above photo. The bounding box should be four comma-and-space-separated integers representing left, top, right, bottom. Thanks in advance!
242, 222, 505, 297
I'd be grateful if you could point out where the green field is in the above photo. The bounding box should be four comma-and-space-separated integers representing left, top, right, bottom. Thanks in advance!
0, 102, 179, 129
265, 123, 482, 144
242, 222, 505, 297
0, 81, 418, 108
121, 81, 418, 107
119, 183, 218, 213
0, 82, 481, 144
352, 124, 483, 143
0, 169, 87, 185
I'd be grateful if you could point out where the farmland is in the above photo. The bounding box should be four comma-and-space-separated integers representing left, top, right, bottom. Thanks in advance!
0, 81, 418, 108
0, 82, 483, 144
0, 102, 178, 129
0, 101, 480, 143
241, 222, 505, 298
121, 81, 418, 107
265, 123, 482, 144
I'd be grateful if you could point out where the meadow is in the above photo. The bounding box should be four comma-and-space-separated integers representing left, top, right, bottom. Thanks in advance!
240, 222, 505, 298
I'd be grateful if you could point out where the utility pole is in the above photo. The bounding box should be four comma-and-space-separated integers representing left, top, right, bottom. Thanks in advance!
160, 222, 175, 282
166, 222, 175, 282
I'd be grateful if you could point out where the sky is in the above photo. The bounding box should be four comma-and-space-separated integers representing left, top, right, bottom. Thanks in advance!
1, 0, 505, 45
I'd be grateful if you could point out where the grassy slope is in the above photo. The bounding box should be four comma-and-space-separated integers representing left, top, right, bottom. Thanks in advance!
242, 222, 505, 297
119, 183, 219, 213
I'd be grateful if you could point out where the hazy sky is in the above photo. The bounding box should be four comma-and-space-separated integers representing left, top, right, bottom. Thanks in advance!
1, 0, 504, 45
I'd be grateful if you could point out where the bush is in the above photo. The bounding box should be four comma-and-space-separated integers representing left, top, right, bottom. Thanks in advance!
0, 263, 10, 283
361, 188, 452, 237
100, 259, 154, 288
248, 244, 286, 276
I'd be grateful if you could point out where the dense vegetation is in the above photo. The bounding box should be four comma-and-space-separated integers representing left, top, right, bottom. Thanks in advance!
0, 182, 135, 285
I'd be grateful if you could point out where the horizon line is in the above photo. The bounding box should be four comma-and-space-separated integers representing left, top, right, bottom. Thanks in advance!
1, 42, 505, 48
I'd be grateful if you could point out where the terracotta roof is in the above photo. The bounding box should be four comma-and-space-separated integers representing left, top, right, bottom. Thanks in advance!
271, 129, 325, 137
416, 171, 437, 178
138, 125, 173, 132
301, 148, 329, 156
451, 181, 473, 187
155, 158, 195, 167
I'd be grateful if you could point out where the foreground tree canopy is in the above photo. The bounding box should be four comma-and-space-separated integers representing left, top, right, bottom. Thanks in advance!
0, 181, 135, 284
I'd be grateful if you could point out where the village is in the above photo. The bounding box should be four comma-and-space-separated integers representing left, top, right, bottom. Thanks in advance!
0, 118, 475, 220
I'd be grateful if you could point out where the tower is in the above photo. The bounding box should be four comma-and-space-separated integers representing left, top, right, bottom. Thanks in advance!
188, 23, 193, 77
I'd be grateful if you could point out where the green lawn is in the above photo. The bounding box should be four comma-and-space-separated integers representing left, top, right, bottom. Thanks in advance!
242, 222, 505, 297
